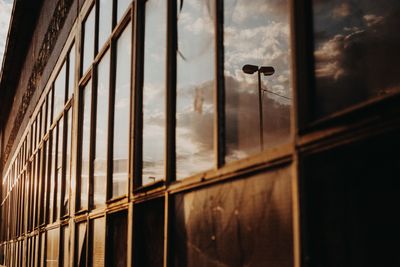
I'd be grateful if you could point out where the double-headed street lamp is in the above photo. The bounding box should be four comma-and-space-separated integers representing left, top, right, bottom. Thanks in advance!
242, 64, 275, 151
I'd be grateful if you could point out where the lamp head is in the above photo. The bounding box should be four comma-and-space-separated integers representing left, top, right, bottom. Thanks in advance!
242, 64, 259, 74
259, 66, 275, 76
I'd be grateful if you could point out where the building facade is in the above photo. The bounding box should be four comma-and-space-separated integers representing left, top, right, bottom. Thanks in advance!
0, 0, 400, 266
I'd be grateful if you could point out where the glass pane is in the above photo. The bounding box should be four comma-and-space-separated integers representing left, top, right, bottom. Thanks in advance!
313, 0, 400, 117
176, 0, 215, 179
112, 23, 131, 198
142, 0, 167, 185
173, 167, 293, 266
224, 0, 291, 162
42, 100, 47, 137
133, 199, 164, 267
68, 44, 76, 100
98, 0, 112, 48
117, 0, 131, 22
54, 62, 67, 118
49, 128, 57, 222
63, 109, 72, 215
75, 222, 87, 267
80, 81, 92, 209
56, 119, 64, 218
107, 211, 127, 267
46, 229, 59, 267
94, 51, 110, 207
47, 89, 53, 130
62, 226, 70, 267
83, 7, 96, 75
89, 217, 105, 267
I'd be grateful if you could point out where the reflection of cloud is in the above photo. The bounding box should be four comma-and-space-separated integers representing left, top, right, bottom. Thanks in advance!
333, 3, 351, 18
314, 3, 400, 115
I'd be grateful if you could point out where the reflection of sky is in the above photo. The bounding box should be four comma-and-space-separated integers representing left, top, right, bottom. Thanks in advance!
313, 0, 400, 115
176, 0, 215, 179
0, 0, 12, 67
142, 0, 167, 184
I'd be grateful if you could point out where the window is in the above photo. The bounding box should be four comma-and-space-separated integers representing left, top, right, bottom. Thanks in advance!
107, 211, 127, 267
176, 0, 215, 179
89, 217, 105, 267
224, 0, 292, 162
312, 0, 400, 117
82, 6, 96, 75
46, 229, 60, 267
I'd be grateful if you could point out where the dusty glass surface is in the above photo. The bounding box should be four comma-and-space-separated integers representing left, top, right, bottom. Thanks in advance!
108, 212, 127, 267
89, 217, 105, 267
55, 119, 63, 219
76, 222, 87, 267
224, 0, 291, 162
83, 7, 95, 75
80, 81, 92, 209
313, 0, 400, 117
62, 226, 70, 267
176, 0, 215, 179
68, 44, 75, 100
117, 0, 131, 22
133, 199, 164, 267
54, 62, 67, 118
98, 0, 112, 49
46, 228, 59, 267
112, 23, 131, 198
173, 167, 293, 267
142, 0, 166, 185
94, 50, 110, 207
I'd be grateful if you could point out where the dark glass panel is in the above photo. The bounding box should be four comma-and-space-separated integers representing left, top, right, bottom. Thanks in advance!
176, 0, 215, 179
107, 211, 127, 267
173, 167, 293, 267
142, 0, 167, 185
46, 229, 59, 267
83, 7, 96, 75
312, 0, 400, 117
133, 198, 164, 267
63, 109, 72, 215
56, 119, 64, 219
80, 80, 92, 210
112, 23, 131, 198
54, 62, 67, 118
47, 89, 54, 130
49, 128, 57, 222
94, 50, 110, 207
224, 0, 291, 162
89, 217, 105, 267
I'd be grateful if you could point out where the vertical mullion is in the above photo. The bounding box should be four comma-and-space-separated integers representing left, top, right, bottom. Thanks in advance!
132, 0, 144, 190
166, 0, 177, 184
215, 0, 225, 168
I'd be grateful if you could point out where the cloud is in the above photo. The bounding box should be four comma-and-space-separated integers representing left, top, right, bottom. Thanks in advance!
0, 0, 13, 67
333, 3, 351, 18
314, 5, 400, 115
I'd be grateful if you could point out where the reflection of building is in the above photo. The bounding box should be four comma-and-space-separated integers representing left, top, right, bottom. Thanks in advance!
1, 0, 400, 266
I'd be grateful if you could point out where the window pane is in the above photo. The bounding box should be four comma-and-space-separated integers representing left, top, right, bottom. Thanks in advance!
68, 44, 76, 100
313, 0, 400, 117
107, 211, 127, 267
176, 0, 215, 179
83, 7, 96, 75
46, 229, 59, 267
80, 81, 92, 210
98, 0, 112, 48
94, 51, 110, 207
117, 0, 131, 22
173, 167, 293, 266
47, 89, 53, 130
142, 0, 167, 185
54, 62, 67, 118
56, 119, 64, 218
75, 222, 87, 267
133, 199, 164, 267
49, 128, 57, 222
89, 217, 105, 267
63, 109, 72, 215
224, 0, 291, 162
62, 226, 70, 267
112, 23, 131, 198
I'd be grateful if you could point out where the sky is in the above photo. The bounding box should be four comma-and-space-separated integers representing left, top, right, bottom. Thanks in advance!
0, 0, 13, 71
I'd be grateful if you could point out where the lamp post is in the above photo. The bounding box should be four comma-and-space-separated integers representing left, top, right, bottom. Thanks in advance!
242, 64, 275, 151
